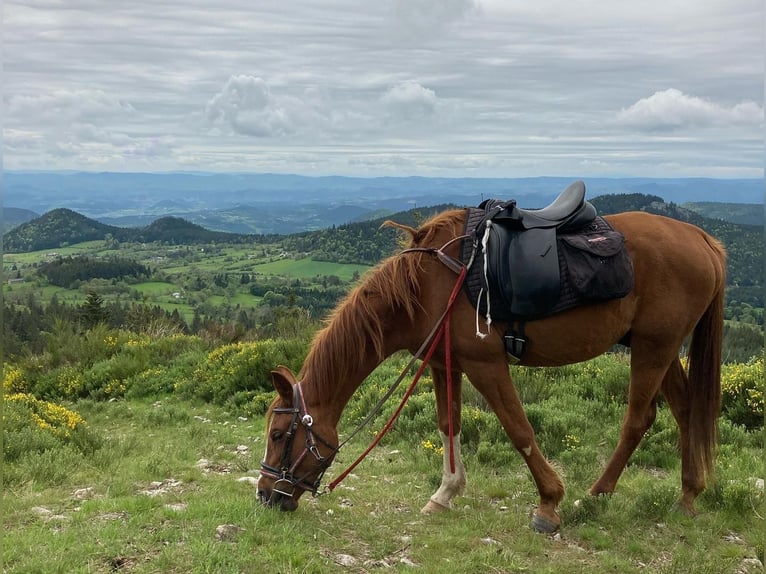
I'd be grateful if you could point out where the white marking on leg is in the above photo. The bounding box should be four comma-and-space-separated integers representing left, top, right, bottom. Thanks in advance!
429, 431, 467, 509
522, 446, 532, 457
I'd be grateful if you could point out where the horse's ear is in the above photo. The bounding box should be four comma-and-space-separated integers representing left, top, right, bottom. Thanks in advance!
381, 220, 417, 239
271, 366, 296, 403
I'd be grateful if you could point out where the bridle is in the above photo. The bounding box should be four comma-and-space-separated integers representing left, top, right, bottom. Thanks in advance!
259, 383, 338, 498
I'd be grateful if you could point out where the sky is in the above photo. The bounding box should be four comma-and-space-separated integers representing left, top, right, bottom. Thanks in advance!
3, 0, 764, 178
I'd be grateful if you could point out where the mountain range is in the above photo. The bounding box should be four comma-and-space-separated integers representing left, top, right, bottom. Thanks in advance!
4, 171, 762, 235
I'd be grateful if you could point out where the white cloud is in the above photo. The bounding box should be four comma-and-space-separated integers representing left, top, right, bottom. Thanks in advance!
6, 88, 135, 124
380, 81, 439, 121
616, 88, 764, 131
205, 75, 296, 137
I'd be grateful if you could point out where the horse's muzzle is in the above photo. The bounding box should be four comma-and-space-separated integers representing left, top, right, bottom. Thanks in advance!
257, 487, 299, 512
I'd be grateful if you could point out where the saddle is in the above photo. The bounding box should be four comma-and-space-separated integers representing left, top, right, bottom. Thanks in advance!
461, 181, 633, 360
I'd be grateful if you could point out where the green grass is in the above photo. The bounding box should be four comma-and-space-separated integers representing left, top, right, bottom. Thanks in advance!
252, 257, 369, 280
3, 389, 763, 573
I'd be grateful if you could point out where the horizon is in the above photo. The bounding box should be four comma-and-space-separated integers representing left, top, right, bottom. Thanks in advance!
5, 169, 763, 182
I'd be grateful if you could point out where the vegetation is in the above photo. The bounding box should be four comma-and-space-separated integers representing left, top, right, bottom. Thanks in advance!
2, 327, 763, 573
2, 192, 763, 572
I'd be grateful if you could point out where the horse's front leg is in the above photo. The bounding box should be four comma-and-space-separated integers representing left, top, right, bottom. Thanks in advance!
461, 357, 564, 533
422, 365, 467, 514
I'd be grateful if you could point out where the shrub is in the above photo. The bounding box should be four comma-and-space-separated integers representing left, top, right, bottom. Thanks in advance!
720, 354, 763, 430
175, 338, 307, 407
3, 393, 101, 462
2, 363, 27, 394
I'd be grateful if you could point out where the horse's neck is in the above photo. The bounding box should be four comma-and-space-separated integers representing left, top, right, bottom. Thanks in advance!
300, 298, 412, 426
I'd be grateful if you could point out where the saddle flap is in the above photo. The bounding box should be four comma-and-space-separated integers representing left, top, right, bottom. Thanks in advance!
487, 224, 561, 317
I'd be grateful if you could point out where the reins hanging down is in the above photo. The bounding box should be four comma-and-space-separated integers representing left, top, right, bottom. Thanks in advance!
327, 241, 470, 492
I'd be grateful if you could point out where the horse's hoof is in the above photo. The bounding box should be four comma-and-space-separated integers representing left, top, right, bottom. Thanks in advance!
531, 514, 560, 534
421, 499, 449, 515
672, 501, 697, 518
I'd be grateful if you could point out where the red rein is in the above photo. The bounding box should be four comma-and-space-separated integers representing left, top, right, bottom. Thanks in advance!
328, 264, 467, 492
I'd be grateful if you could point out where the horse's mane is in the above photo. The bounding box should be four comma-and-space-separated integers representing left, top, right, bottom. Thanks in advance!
300, 208, 465, 401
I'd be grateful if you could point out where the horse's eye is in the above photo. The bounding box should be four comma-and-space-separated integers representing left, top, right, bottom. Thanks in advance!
270, 430, 284, 441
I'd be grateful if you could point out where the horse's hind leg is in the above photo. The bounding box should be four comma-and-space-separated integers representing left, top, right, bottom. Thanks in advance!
661, 358, 704, 515
590, 344, 671, 496
460, 357, 564, 533
422, 365, 467, 514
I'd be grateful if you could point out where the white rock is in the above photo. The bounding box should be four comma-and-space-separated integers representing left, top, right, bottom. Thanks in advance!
237, 476, 259, 486
334, 554, 357, 567
72, 487, 95, 500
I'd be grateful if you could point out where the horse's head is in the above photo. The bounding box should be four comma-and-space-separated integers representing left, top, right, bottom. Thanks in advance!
257, 366, 338, 511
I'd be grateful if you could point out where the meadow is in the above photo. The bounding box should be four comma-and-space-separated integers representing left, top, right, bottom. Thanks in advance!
3, 328, 763, 573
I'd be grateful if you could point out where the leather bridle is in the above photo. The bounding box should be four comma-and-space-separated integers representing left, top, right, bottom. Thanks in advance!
259, 383, 338, 498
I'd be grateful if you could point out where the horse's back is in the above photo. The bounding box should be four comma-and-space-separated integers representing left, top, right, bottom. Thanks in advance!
515, 211, 725, 366
605, 211, 726, 288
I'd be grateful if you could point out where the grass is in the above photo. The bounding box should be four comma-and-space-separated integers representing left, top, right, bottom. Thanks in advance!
251, 257, 369, 280
3, 389, 763, 573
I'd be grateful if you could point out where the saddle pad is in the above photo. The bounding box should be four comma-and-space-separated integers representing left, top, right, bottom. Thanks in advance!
461, 208, 633, 322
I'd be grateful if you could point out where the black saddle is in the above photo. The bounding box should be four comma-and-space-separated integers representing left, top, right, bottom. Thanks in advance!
461, 181, 633, 359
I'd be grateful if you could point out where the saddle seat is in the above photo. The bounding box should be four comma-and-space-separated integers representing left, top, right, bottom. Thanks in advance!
515, 180, 596, 230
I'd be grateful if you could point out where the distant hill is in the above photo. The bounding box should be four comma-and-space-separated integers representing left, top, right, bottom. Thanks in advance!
2, 209, 262, 253
682, 202, 763, 226
3, 207, 40, 231
3, 208, 124, 252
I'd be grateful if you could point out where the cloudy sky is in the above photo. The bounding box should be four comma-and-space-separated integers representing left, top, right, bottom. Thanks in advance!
4, 0, 764, 178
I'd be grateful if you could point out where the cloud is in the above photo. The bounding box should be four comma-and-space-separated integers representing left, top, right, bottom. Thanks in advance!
205, 75, 296, 137
6, 88, 135, 124
616, 88, 764, 131
391, 0, 478, 23
380, 81, 438, 121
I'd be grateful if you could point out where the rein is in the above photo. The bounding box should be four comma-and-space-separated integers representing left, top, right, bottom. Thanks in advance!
326, 238, 470, 492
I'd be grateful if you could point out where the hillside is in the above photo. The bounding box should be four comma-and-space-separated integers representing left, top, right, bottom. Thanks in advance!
3, 208, 124, 252
682, 202, 763, 226
2, 210, 268, 253
3, 207, 39, 231
3, 195, 762, 310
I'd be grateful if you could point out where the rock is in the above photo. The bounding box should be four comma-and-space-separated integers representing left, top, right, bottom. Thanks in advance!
334, 554, 357, 567
215, 524, 245, 542
738, 558, 764, 574
72, 487, 95, 500
31, 507, 52, 516
164, 503, 187, 512
236, 445, 249, 453
399, 557, 419, 567
237, 476, 259, 486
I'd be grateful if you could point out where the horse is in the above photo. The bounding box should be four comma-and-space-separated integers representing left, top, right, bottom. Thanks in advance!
257, 204, 726, 533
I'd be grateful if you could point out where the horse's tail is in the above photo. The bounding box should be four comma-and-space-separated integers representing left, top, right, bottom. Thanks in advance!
686, 236, 726, 479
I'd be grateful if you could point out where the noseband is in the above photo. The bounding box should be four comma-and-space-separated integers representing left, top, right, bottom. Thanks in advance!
260, 383, 337, 497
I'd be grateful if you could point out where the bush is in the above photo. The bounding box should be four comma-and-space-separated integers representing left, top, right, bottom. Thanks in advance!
720, 355, 763, 430
175, 338, 307, 407
3, 393, 101, 462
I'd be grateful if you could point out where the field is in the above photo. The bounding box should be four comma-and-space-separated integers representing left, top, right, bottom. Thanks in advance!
3, 347, 763, 573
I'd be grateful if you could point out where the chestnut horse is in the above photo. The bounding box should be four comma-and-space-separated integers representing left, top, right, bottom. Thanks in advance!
257, 208, 726, 533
